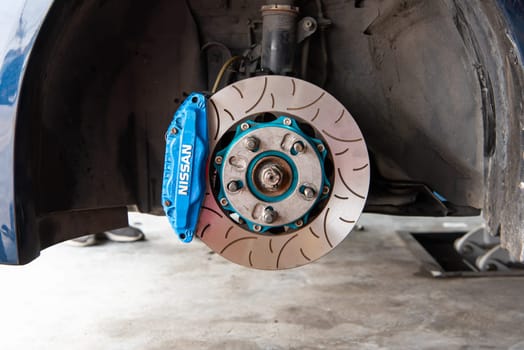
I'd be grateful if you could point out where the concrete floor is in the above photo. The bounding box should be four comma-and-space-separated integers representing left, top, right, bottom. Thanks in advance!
1, 214, 523, 350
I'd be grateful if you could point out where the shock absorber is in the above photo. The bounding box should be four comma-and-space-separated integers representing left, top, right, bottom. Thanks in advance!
261, 1, 299, 75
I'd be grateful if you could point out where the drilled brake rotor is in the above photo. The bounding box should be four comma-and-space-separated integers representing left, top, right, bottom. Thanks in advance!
197, 76, 370, 270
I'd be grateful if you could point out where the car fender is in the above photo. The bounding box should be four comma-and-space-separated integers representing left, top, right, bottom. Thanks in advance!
0, 0, 54, 264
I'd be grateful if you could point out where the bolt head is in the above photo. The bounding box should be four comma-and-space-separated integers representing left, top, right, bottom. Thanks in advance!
317, 144, 325, 153
303, 187, 316, 200
170, 128, 178, 135
292, 141, 305, 154
227, 181, 240, 192
253, 225, 262, 232
241, 123, 250, 131
261, 166, 283, 190
283, 118, 292, 126
220, 198, 229, 207
244, 136, 260, 151
215, 156, 223, 165
295, 220, 304, 227
262, 207, 278, 224
323, 186, 330, 195
303, 20, 313, 30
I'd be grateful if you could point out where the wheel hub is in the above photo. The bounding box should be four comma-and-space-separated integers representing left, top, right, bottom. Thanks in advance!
215, 117, 328, 231
253, 157, 289, 196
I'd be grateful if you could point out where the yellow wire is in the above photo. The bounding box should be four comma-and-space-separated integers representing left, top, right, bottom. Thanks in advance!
212, 56, 242, 94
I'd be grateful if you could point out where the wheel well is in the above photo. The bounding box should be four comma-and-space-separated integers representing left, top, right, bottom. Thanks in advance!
16, 0, 523, 260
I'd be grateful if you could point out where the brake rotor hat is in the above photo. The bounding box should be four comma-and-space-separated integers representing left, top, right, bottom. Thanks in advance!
219, 124, 324, 229
199, 76, 370, 270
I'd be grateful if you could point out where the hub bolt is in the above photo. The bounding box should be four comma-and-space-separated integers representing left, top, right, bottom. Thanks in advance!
262, 207, 278, 224
227, 181, 241, 193
244, 136, 260, 152
292, 141, 305, 154
303, 20, 314, 31
261, 165, 284, 190
302, 187, 316, 200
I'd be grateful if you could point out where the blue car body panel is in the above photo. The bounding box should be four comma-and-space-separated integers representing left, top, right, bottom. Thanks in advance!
0, 0, 53, 264
498, 0, 524, 60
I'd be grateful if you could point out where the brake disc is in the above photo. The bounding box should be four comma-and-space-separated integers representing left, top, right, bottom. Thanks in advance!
197, 76, 369, 270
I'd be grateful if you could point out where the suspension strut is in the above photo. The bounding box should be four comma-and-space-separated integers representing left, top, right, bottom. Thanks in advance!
261, 1, 299, 75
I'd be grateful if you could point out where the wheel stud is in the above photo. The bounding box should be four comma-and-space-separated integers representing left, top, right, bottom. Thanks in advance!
227, 181, 241, 193
262, 207, 278, 224
244, 136, 260, 152
292, 141, 305, 154
302, 186, 316, 200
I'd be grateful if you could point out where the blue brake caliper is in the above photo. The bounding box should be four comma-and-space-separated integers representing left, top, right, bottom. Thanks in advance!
162, 93, 209, 243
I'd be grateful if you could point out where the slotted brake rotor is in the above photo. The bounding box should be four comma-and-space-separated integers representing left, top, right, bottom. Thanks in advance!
197, 76, 370, 270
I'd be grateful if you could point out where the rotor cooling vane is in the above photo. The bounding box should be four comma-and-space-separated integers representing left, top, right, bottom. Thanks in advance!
192, 76, 370, 269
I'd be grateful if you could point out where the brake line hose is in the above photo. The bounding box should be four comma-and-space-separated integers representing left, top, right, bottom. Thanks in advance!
212, 56, 243, 94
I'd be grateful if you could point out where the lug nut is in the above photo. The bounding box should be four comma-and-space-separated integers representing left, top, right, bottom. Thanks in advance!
227, 181, 241, 193
302, 187, 316, 200
262, 207, 278, 224
244, 136, 260, 152
260, 165, 284, 190
292, 141, 305, 154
